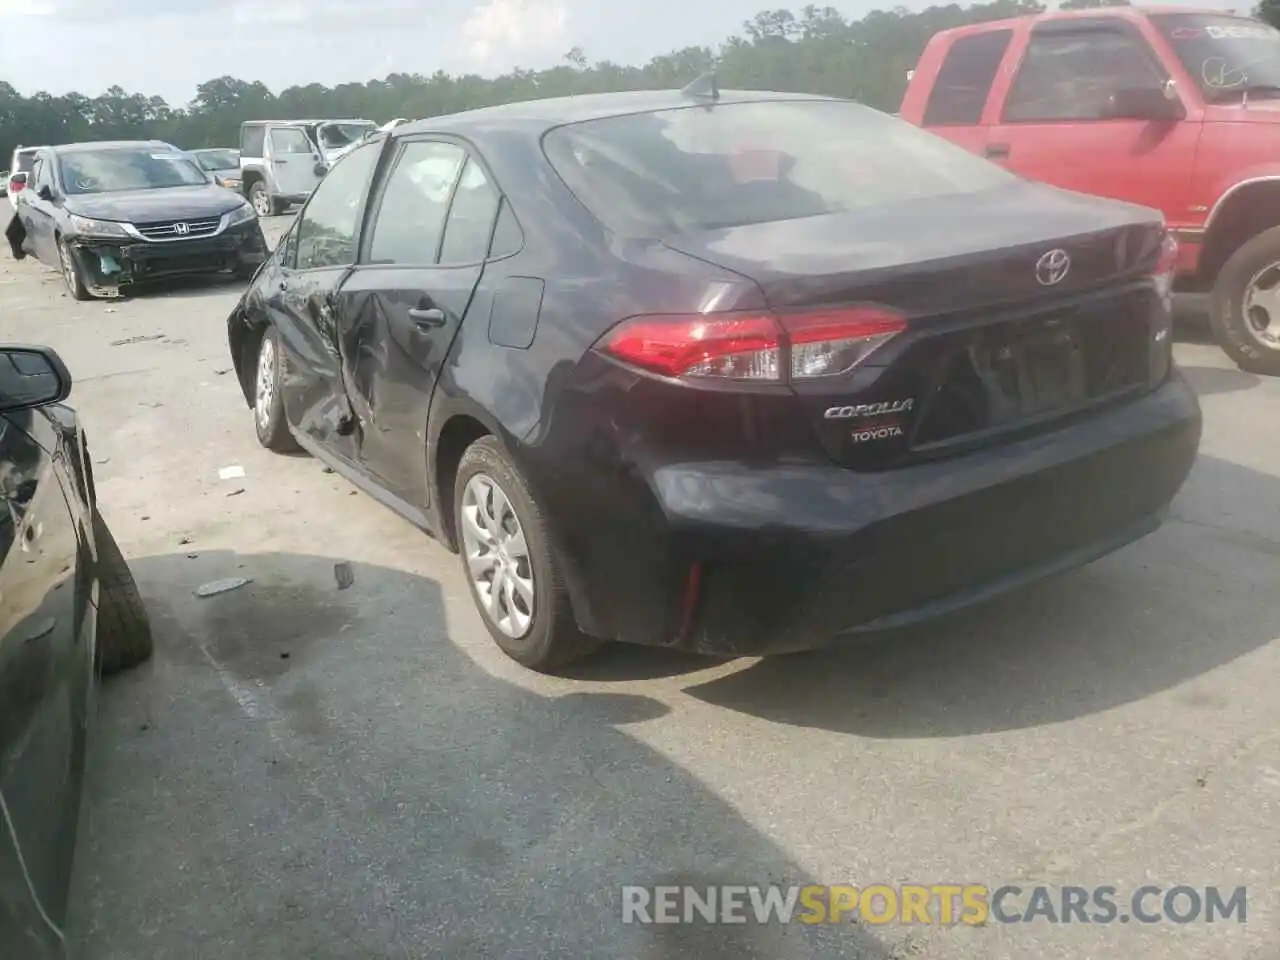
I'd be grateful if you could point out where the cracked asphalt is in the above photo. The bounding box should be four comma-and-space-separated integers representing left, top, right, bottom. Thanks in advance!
2, 215, 1278, 959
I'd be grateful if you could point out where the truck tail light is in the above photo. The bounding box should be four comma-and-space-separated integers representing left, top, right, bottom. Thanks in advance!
596, 307, 907, 382
1151, 232, 1178, 297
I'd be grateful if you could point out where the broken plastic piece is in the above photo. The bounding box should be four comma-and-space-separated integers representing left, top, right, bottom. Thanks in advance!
195, 577, 252, 598
334, 561, 354, 590
218, 465, 246, 480
99, 252, 121, 275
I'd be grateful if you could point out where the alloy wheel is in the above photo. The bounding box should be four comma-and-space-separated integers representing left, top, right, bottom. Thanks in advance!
1242, 262, 1280, 351
252, 188, 272, 217
255, 334, 276, 430
58, 241, 77, 292
460, 473, 535, 638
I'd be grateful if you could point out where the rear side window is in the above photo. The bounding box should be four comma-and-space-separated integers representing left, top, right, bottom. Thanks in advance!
543, 99, 1016, 235
1003, 27, 1167, 122
923, 30, 1013, 125
367, 141, 466, 265
15, 151, 37, 174
241, 125, 265, 158
439, 157, 501, 264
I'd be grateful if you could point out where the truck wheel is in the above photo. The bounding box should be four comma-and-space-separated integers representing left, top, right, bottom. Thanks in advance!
249, 181, 273, 218
1210, 225, 1280, 376
93, 510, 153, 675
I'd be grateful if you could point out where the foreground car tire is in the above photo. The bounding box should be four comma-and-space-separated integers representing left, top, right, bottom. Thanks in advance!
454, 436, 599, 671
93, 511, 153, 675
249, 181, 275, 218
1210, 225, 1280, 376
58, 237, 92, 301
253, 325, 299, 452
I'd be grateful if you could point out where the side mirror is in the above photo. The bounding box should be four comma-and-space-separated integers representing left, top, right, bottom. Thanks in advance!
1106, 86, 1186, 121
0, 346, 72, 412
313, 162, 330, 177
37, 185, 54, 202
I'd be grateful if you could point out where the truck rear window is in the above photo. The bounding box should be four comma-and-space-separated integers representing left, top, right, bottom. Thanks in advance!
543, 99, 1015, 235
15, 151, 37, 174
1150, 14, 1280, 101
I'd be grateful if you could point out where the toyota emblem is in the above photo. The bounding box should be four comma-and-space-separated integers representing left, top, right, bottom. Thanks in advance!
173, 221, 190, 236
1035, 248, 1071, 286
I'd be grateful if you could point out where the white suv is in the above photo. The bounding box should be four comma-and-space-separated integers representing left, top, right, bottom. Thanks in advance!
8, 147, 44, 210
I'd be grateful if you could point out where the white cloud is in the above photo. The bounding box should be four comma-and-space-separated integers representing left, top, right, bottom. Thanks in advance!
461, 0, 570, 69
0, 0, 57, 16
231, 0, 307, 26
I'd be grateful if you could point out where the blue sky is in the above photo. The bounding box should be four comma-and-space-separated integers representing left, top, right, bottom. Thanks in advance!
0, 0, 1244, 104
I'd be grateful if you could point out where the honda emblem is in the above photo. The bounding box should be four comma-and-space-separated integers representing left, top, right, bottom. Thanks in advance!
173, 221, 190, 236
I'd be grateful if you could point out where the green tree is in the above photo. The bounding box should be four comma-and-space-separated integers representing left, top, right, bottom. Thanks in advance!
0, 0, 1072, 163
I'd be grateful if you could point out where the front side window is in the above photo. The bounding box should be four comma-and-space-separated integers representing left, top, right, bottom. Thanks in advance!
57, 149, 208, 196
1003, 27, 1168, 122
543, 99, 1016, 235
294, 142, 381, 270
367, 141, 466, 265
270, 127, 313, 155
1151, 14, 1280, 102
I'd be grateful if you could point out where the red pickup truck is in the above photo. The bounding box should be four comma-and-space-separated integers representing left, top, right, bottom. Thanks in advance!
900, 7, 1280, 375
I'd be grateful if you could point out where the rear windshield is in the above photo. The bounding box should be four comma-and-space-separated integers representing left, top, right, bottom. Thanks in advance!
15, 151, 38, 173
195, 149, 239, 171
1151, 14, 1280, 101
319, 123, 376, 149
542, 99, 1016, 234
58, 149, 208, 195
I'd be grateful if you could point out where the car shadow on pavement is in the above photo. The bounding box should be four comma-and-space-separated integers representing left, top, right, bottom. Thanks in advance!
1180, 364, 1263, 397
69, 551, 892, 960
683, 454, 1280, 737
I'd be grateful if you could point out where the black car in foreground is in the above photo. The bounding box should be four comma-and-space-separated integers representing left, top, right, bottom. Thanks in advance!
5, 140, 267, 300
227, 85, 1202, 672
0, 344, 152, 956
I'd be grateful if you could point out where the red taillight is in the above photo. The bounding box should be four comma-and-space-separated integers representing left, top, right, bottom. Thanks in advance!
1151, 231, 1178, 299
9, 177, 25, 193
597, 306, 906, 382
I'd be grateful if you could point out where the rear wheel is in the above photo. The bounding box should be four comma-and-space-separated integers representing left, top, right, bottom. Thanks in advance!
93, 510, 153, 676
58, 236, 92, 301
253, 325, 299, 452
1210, 225, 1280, 376
454, 436, 599, 671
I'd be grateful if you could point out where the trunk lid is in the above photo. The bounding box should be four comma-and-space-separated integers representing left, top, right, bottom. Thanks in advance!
661, 182, 1168, 470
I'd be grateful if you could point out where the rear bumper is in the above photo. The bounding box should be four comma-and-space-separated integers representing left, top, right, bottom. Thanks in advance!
69, 220, 268, 296
550, 373, 1201, 655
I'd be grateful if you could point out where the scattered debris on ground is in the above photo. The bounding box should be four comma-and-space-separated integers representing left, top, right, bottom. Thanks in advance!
334, 561, 354, 590
218, 464, 246, 480
195, 577, 252, 598
111, 333, 164, 346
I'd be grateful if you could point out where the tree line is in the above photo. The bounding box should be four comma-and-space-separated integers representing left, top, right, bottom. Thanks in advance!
5, 0, 1260, 166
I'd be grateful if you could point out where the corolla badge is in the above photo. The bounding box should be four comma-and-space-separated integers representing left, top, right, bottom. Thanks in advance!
823, 399, 914, 420
1035, 248, 1071, 286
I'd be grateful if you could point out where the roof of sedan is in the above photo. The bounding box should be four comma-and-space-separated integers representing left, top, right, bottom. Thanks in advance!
49, 140, 180, 154
395, 88, 839, 136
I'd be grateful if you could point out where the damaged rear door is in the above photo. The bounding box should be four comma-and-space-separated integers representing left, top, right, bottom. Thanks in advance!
334, 137, 498, 506
265, 139, 383, 461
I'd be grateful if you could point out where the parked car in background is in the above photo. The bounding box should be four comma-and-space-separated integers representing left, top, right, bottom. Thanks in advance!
8, 146, 44, 209
239, 119, 378, 216
227, 87, 1201, 673
0, 343, 152, 958
6, 140, 267, 300
900, 7, 1280, 375
191, 147, 242, 193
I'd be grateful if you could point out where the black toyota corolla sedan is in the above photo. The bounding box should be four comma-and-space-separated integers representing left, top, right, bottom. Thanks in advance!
0, 344, 152, 956
5, 140, 267, 300
227, 85, 1202, 672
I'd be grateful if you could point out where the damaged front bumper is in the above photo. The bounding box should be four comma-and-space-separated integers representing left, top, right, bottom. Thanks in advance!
68, 220, 269, 297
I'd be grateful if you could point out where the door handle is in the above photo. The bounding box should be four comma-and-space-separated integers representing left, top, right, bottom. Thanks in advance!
409, 307, 446, 328
985, 143, 1011, 160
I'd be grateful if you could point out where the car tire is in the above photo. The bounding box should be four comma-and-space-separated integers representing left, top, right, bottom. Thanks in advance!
454, 436, 600, 672
93, 510, 153, 676
249, 181, 274, 218
1210, 225, 1280, 376
57, 236, 92, 301
253, 325, 299, 452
